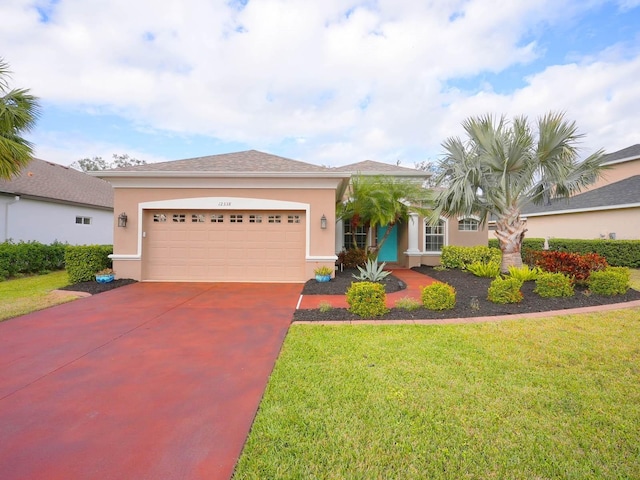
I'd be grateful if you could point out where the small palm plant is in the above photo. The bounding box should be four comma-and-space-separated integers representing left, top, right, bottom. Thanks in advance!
353, 258, 391, 282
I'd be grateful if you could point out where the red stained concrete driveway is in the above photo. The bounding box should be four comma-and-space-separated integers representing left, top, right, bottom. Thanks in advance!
0, 282, 301, 480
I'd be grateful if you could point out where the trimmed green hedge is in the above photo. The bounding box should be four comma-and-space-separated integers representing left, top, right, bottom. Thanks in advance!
488, 238, 640, 268
441, 245, 501, 270
65, 245, 113, 283
0, 241, 67, 280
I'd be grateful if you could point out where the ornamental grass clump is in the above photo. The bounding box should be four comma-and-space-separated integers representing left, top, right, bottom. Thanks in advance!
534, 272, 574, 298
394, 296, 422, 311
421, 282, 456, 311
588, 267, 630, 296
466, 261, 501, 278
346, 281, 389, 318
507, 264, 542, 282
487, 277, 523, 304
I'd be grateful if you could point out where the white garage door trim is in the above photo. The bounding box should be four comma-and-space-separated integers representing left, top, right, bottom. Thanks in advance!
112, 197, 322, 261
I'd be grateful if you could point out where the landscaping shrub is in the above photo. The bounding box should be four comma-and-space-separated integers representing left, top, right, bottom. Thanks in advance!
492, 237, 640, 268
394, 296, 422, 311
318, 302, 333, 313
466, 261, 500, 278
421, 282, 456, 311
346, 281, 389, 317
440, 246, 501, 270
588, 267, 630, 296
534, 272, 575, 298
65, 245, 113, 284
337, 248, 368, 268
487, 277, 523, 304
528, 250, 607, 284
352, 258, 391, 282
0, 240, 67, 280
507, 264, 542, 282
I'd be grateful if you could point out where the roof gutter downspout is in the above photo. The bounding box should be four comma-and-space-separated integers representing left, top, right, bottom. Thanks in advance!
3, 195, 20, 242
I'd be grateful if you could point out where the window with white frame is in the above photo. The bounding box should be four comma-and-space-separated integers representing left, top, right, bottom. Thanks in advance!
343, 221, 368, 249
425, 218, 446, 252
75, 216, 91, 225
458, 217, 479, 231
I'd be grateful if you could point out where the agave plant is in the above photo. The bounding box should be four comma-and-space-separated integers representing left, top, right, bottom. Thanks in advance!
353, 258, 391, 282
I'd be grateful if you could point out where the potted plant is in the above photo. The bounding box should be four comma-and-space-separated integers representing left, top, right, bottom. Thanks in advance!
95, 268, 115, 283
314, 265, 333, 283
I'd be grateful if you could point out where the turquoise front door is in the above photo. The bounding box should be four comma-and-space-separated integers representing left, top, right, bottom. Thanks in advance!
376, 224, 398, 262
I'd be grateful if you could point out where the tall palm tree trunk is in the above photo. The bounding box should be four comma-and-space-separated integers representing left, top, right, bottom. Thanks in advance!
494, 207, 526, 273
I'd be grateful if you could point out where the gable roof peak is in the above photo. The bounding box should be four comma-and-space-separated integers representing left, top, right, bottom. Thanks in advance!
107, 149, 331, 173
334, 159, 429, 177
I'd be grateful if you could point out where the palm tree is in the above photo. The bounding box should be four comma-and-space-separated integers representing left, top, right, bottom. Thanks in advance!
338, 175, 431, 257
431, 112, 606, 273
0, 58, 40, 179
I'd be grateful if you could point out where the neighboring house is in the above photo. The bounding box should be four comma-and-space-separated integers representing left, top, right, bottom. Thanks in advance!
522, 175, 640, 240
580, 144, 640, 193
334, 160, 488, 268
519, 144, 640, 240
0, 158, 114, 245
96, 150, 487, 282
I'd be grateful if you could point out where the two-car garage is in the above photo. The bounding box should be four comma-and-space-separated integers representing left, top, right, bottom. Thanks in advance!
143, 209, 306, 282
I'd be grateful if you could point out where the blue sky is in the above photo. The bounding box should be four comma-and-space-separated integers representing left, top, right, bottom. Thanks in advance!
2, 0, 639, 167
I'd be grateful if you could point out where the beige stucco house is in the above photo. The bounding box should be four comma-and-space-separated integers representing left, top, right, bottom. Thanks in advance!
520, 144, 640, 240
97, 150, 488, 282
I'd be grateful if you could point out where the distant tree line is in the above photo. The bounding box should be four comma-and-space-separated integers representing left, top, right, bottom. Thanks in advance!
70, 153, 147, 171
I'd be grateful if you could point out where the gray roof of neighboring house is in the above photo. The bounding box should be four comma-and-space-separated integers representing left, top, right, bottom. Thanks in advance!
334, 160, 429, 177
106, 150, 332, 173
603, 144, 640, 164
522, 175, 640, 216
0, 158, 114, 209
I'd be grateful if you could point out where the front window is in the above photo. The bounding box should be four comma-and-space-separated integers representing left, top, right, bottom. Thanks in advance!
425, 218, 446, 252
458, 218, 479, 231
344, 221, 368, 250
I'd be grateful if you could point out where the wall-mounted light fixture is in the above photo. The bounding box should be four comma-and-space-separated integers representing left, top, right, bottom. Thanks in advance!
320, 214, 327, 230
118, 212, 128, 228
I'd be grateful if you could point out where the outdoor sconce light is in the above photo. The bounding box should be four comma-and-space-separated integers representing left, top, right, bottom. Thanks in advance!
117, 212, 128, 228
320, 214, 327, 230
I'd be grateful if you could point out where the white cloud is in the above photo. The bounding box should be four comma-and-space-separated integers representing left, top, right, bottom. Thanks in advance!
1, 0, 639, 166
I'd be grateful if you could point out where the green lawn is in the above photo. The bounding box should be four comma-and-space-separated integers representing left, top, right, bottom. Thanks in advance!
0, 271, 75, 321
235, 310, 640, 479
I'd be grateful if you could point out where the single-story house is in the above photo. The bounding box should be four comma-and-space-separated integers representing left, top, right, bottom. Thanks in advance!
518, 144, 640, 240
0, 158, 114, 244
96, 150, 487, 282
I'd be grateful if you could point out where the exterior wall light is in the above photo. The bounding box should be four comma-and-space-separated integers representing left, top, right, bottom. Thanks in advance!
320, 214, 327, 230
118, 212, 128, 228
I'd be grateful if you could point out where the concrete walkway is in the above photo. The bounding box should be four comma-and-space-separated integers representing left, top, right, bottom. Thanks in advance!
0, 282, 301, 480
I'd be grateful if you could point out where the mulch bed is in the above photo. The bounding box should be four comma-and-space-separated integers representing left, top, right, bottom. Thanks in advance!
58, 278, 137, 295
293, 266, 640, 321
301, 268, 405, 295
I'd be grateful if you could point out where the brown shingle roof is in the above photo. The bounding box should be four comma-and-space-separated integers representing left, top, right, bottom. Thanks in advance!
0, 158, 113, 209
603, 144, 640, 163
334, 160, 429, 177
108, 150, 331, 173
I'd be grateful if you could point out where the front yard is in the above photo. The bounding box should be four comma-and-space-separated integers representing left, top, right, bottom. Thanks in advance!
234, 311, 640, 479
0, 271, 77, 321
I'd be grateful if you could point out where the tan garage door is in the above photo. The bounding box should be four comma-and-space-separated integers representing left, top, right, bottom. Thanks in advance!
143, 210, 306, 282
